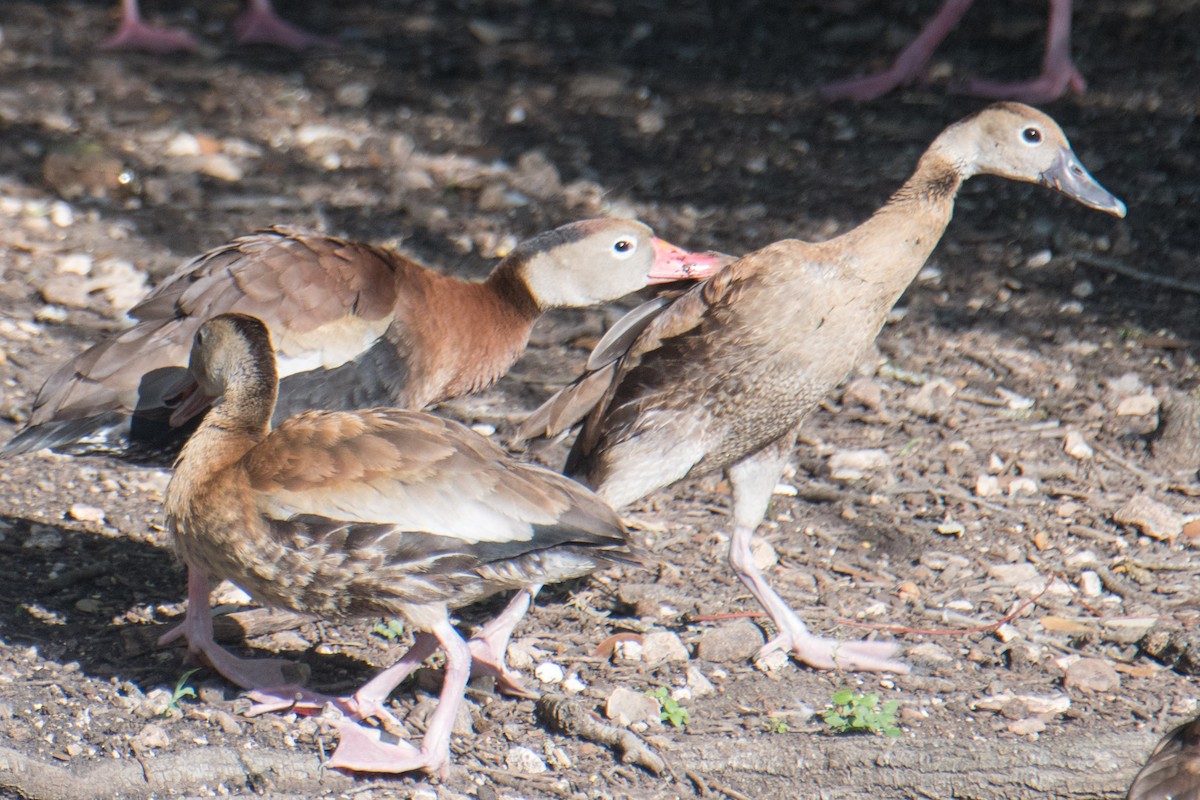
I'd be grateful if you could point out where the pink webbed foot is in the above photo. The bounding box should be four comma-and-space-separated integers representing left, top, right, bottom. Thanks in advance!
100, 18, 199, 53
233, 0, 338, 51
327, 718, 448, 778
960, 63, 1086, 104
758, 630, 909, 674
159, 619, 308, 689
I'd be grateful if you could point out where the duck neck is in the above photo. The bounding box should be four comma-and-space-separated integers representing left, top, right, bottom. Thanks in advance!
174, 363, 277, 480
840, 150, 965, 290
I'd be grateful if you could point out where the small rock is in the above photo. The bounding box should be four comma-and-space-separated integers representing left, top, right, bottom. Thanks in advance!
828, 448, 891, 481
751, 538, 777, 571
905, 378, 956, 420
1114, 494, 1183, 540
907, 642, 954, 665
505, 745, 548, 774
1079, 571, 1102, 598
1116, 393, 1159, 417
209, 709, 242, 735
842, 377, 884, 409
49, 201, 74, 228
635, 110, 666, 135
640, 631, 690, 665
696, 619, 764, 662
1063, 431, 1094, 460
1008, 717, 1046, 736
754, 649, 790, 673
1008, 477, 1039, 497
165, 132, 203, 157
334, 82, 372, 108
56, 253, 92, 275
975, 474, 1002, 497
24, 525, 63, 550
613, 639, 644, 664
1064, 658, 1121, 693
136, 688, 175, 718
561, 676, 587, 694
987, 563, 1040, 585
68, 503, 105, 524
534, 662, 564, 684
1017, 693, 1071, 715
605, 687, 661, 727
685, 666, 716, 697
132, 722, 171, 750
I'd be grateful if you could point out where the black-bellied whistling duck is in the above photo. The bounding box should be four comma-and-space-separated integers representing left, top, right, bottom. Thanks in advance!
549, 103, 1124, 673
165, 313, 639, 776
822, 0, 1084, 103
2, 219, 724, 464
1128, 717, 1200, 800
100, 0, 337, 53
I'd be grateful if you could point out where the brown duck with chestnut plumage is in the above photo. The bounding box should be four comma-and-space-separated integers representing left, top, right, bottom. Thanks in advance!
524, 103, 1126, 673
166, 312, 639, 776
2, 219, 722, 464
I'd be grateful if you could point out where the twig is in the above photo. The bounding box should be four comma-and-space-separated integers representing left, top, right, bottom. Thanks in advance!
1074, 252, 1200, 296
536, 693, 666, 775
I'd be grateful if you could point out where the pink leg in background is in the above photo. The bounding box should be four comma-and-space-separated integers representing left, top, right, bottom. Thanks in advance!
233, 0, 338, 50
99, 0, 199, 53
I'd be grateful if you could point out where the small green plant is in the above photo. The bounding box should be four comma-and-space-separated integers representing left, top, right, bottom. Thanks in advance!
822, 689, 901, 738
372, 618, 406, 642
646, 686, 689, 728
167, 668, 200, 713
765, 715, 790, 734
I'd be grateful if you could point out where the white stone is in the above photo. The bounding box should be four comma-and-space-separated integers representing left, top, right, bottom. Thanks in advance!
641, 631, 690, 665
828, 448, 891, 481
1079, 571, 1102, 598
56, 253, 92, 275
1116, 393, 1159, 417
685, 666, 715, 698
605, 686, 661, 727
613, 639, 643, 664
505, 745, 548, 774
1064, 430, 1094, 460
533, 662, 564, 684
975, 474, 1002, 497
67, 504, 105, 524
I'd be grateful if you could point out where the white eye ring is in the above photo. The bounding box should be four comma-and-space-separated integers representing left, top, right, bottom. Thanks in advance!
1020, 126, 1044, 146
611, 237, 638, 259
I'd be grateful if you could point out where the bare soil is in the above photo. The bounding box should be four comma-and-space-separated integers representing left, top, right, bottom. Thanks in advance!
0, 2, 1198, 799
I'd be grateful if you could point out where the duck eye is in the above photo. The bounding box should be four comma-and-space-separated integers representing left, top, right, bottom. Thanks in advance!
1021, 126, 1043, 145
611, 238, 637, 258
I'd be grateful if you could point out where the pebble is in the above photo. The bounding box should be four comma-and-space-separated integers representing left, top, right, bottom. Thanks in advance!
905, 379, 956, 420
68, 503, 105, 524
754, 649, 790, 673
1116, 393, 1159, 417
533, 662, 564, 684
24, 525, 63, 550
1113, 494, 1183, 540
975, 474, 1002, 498
136, 688, 175, 718
1064, 658, 1121, 693
907, 642, 954, 665
987, 563, 1039, 586
1008, 477, 1039, 497
696, 618, 764, 662
1078, 571, 1102, 598
56, 253, 92, 275
685, 666, 716, 697
1063, 430, 1094, 460
751, 538, 777, 571
1008, 717, 1046, 736
613, 639, 644, 664
505, 745, 548, 774
640, 631, 690, 665
828, 448, 891, 481
132, 722, 171, 750
49, 201, 74, 228
842, 377, 884, 409
605, 686, 661, 727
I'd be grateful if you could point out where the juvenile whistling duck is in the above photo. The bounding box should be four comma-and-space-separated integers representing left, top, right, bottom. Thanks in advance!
822, 0, 1083, 103
165, 312, 639, 776
1127, 717, 1200, 800
100, 0, 336, 52
3, 219, 723, 464
547, 103, 1123, 673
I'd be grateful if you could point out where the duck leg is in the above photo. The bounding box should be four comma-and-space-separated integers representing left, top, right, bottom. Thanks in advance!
820, 0, 973, 101
467, 587, 540, 698
99, 0, 199, 53
233, 0, 338, 50
959, 0, 1084, 103
159, 566, 309, 689
327, 613, 470, 777
725, 430, 907, 673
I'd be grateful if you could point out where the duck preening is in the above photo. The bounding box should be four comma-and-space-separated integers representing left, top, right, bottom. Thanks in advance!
100, 0, 337, 53
2, 219, 724, 464
164, 312, 639, 776
822, 0, 1084, 103
1127, 717, 1200, 800
527, 103, 1123, 674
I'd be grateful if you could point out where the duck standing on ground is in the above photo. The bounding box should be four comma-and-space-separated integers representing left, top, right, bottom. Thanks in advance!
166, 312, 639, 776
3, 219, 723, 464
1127, 717, 1200, 800
3, 218, 720, 694
822, 0, 1083, 103
553, 103, 1124, 673
100, 0, 337, 53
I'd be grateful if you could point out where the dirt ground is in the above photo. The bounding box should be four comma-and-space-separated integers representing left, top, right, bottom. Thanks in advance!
0, 1, 1198, 798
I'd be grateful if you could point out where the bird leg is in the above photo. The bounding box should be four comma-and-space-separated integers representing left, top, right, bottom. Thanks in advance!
960, 0, 1084, 103
327, 614, 470, 777
99, 0, 199, 53
159, 566, 310, 689
233, 0, 338, 50
467, 586, 540, 698
725, 432, 908, 673
820, 0, 974, 101
243, 633, 439, 722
